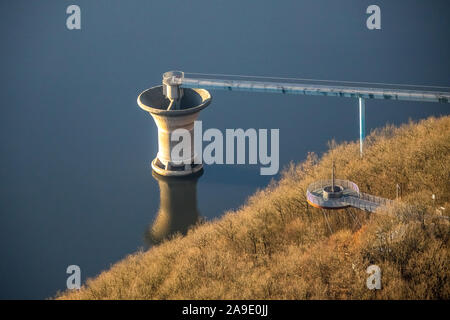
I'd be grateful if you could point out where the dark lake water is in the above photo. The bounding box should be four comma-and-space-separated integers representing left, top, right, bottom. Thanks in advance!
1, 0, 449, 299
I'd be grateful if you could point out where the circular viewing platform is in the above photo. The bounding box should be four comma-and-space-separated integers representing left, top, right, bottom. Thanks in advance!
306, 179, 360, 210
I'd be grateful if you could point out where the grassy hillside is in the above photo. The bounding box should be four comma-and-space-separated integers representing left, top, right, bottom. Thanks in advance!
58, 116, 450, 299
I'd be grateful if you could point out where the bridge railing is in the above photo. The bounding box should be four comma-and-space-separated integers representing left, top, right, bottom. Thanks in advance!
342, 192, 395, 213
343, 196, 374, 212
179, 76, 450, 103
360, 192, 395, 207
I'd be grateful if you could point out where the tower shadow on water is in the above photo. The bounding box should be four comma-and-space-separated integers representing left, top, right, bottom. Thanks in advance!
144, 170, 203, 247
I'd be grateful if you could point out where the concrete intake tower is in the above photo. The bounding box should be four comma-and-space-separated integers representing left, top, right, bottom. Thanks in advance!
137, 71, 212, 176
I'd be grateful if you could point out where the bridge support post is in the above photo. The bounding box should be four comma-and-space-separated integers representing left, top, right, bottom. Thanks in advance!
359, 97, 365, 157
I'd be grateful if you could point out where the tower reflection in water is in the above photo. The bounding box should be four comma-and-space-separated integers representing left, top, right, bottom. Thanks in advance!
145, 169, 203, 247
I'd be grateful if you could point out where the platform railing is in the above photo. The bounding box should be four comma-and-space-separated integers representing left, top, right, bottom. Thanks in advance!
306, 179, 360, 195
306, 179, 360, 209
306, 179, 395, 213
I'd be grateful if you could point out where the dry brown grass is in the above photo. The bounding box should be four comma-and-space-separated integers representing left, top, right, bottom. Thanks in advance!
57, 115, 450, 300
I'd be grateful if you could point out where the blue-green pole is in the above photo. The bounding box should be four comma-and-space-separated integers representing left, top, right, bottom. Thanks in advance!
359, 97, 365, 157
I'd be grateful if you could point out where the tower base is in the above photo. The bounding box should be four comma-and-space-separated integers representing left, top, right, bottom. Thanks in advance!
151, 157, 203, 177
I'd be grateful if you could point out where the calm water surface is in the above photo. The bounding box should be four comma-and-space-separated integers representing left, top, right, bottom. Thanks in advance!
0, 0, 449, 298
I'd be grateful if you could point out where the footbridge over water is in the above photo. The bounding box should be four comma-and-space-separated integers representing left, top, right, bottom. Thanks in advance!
137, 71, 450, 177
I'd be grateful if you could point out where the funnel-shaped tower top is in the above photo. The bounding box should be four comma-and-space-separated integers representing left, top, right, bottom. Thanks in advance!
137, 83, 211, 177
